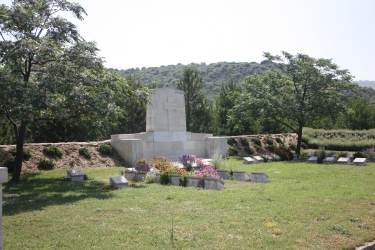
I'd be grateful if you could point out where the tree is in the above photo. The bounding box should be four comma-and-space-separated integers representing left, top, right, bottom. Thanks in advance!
177, 67, 213, 133
215, 79, 241, 135
234, 51, 353, 155
345, 96, 375, 130
0, 0, 131, 182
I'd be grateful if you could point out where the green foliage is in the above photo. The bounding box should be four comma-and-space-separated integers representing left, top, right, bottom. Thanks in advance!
289, 144, 296, 151
265, 137, 274, 145
79, 148, 91, 159
159, 173, 171, 185
228, 147, 239, 156
239, 138, 249, 147
276, 138, 283, 144
266, 145, 275, 152
2, 157, 15, 172
11, 148, 32, 160
316, 147, 327, 164
98, 144, 113, 155
38, 158, 54, 170
244, 146, 254, 155
251, 137, 262, 147
227, 137, 237, 146
43, 146, 63, 158
353, 151, 366, 158
236, 51, 353, 154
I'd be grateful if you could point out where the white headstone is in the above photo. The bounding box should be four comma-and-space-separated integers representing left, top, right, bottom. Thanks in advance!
0, 167, 8, 250
110, 176, 128, 189
243, 157, 255, 165
308, 156, 318, 163
251, 172, 269, 183
67, 169, 85, 181
253, 156, 264, 163
323, 157, 335, 164
337, 157, 350, 165
353, 158, 367, 166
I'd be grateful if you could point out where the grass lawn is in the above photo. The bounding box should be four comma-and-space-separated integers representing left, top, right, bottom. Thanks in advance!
2, 158, 375, 249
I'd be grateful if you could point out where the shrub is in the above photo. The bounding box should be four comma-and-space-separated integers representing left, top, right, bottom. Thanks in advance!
43, 145, 62, 158
364, 146, 375, 161
99, 144, 113, 155
301, 142, 308, 149
227, 147, 238, 156
135, 158, 147, 166
251, 137, 262, 147
210, 150, 226, 170
38, 158, 54, 170
3, 157, 15, 172
79, 147, 91, 159
255, 145, 263, 151
239, 138, 249, 147
354, 151, 366, 158
266, 145, 275, 152
316, 147, 326, 164
265, 137, 274, 145
274, 148, 291, 161
276, 138, 283, 144
227, 138, 237, 146
289, 144, 296, 151
159, 173, 171, 185
11, 148, 32, 160
244, 146, 254, 155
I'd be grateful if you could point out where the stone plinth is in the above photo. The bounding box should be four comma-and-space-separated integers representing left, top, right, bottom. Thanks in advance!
346, 154, 354, 161
253, 156, 264, 163
251, 172, 269, 183
111, 88, 227, 166
232, 170, 250, 181
308, 156, 318, 163
186, 176, 202, 188
305, 152, 314, 159
170, 174, 180, 186
353, 158, 367, 166
0, 167, 8, 250
125, 169, 136, 181
337, 157, 350, 165
323, 157, 335, 164
243, 157, 255, 165
110, 176, 128, 189
216, 169, 230, 180
204, 177, 224, 190
67, 169, 85, 181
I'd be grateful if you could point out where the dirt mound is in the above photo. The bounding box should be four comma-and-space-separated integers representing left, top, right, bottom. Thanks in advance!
0, 141, 126, 173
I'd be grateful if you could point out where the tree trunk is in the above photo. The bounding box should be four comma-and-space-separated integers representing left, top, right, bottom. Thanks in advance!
296, 122, 303, 156
11, 122, 27, 183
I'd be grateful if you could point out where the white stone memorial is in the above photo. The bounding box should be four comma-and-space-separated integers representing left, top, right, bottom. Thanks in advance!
323, 157, 335, 164
232, 170, 250, 181
253, 156, 264, 163
67, 169, 85, 181
353, 158, 367, 166
243, 157, 255, 165
204, 177, 224, 190
111, 88, 227, 165
109, 176, 128, 189
308, 156, 318, 163
337, 157, 350, 165
0, 167, 8, 250
251, 172, 269, 183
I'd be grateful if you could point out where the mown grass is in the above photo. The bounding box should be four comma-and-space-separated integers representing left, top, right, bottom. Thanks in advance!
3, 159, 375, 249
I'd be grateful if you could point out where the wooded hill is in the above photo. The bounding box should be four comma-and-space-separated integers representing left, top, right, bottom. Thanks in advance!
109, 62, 375, 102
109, 61, 276, 98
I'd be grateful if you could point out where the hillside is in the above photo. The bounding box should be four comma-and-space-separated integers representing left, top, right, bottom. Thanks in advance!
356, 80, 375, 88
109, 61, 276, 98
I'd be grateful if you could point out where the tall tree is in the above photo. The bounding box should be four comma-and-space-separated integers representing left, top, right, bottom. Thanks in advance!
0, 0, 131, 182
234, 51, 353, 155
215, 79, 241, 135
345, 96, 375, 130
177, 67, 212, 132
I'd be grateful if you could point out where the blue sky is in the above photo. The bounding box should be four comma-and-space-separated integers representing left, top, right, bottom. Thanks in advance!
3, 0, 375, 80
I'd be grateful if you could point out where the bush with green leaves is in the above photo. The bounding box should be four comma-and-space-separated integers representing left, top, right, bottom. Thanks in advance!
227, 138, 237, 146
239, 138, 249, 146
289, 144, 296, 151
79, 147, 91, 159
251, 137, 262, 147
3, 157, 15, 172
99, 144, 113, 155
43, 145, 62, 158
38, 158, 54, 170
301, 142, 308, 149
353, 151, 366, 159
11, 148, 32, 160
276, 138, 283, 144
244, 146, 254, 155
266, 145, 275, 152
364, 146, 375, 161
265, 137, 274, 145
316, 147, 327, 164
228, 147, 238, 156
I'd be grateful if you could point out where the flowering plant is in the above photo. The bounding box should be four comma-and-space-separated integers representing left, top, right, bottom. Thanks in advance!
135, 163, 150, 174
195, 165, 220, 179
178, 155, 196, 165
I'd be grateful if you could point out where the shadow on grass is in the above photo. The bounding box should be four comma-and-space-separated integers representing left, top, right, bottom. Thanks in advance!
2, 173, 116, 216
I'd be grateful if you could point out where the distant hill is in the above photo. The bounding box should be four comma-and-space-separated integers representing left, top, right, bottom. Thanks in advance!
109, 61, 276, 98
355, 80, 375, 89
109, 62, 375, 104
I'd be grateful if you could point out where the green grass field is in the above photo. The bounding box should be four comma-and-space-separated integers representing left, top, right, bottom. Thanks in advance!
2, 158, 375, 249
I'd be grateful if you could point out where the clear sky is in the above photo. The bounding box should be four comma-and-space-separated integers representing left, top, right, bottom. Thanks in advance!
3, 0, 375, 80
